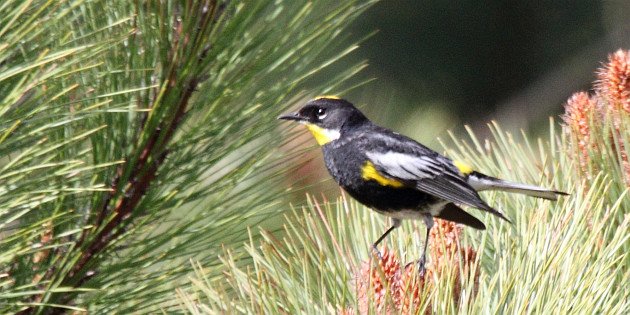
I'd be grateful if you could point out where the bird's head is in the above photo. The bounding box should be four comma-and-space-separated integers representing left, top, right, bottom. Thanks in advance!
278, 96, 367, 145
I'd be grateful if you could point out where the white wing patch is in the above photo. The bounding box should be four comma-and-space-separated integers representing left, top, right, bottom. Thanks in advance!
366, 150, 492, 210
366, 151, 440, 180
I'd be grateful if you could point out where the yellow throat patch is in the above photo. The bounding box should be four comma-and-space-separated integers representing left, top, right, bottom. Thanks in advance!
305, 124, 340, 146
361, 161, 404, 188
453, 160, 474, 175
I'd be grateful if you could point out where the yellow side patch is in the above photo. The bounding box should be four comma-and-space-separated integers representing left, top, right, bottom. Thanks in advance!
361, 161, 404, 188
314, 95, 341, 100
453, 160, 474, 175
305, 124, 337, 146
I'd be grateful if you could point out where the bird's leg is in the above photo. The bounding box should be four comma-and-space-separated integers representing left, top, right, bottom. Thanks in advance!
371, 218, 401, 260
417, 214, 434, 276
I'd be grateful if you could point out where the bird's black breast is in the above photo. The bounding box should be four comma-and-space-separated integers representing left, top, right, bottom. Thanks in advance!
322, 132, 438, 211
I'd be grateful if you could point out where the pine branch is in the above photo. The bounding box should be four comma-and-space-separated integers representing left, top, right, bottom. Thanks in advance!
42, 6, 214, 314
2, 0, 371, 312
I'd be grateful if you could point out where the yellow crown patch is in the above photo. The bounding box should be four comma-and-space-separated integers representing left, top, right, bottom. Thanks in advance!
314, 95, 341, 100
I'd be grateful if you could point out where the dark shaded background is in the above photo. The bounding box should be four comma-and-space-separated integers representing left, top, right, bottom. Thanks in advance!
343, 1, 629, 137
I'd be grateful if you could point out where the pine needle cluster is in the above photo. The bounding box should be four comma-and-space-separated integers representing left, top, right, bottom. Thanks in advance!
0, 0, 372, 313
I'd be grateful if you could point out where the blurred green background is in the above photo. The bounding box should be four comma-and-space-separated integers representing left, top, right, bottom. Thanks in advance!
288, 0, 630, 196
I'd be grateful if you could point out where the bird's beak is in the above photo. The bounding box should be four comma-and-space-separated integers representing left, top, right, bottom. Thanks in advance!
277, 111, 304, 122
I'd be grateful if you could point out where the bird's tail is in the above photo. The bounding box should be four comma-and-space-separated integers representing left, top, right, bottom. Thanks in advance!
467, 171, 568, 200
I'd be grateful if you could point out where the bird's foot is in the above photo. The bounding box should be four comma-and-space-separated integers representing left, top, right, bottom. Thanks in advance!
417, 256, 426, 277
370, 244, 383, 261
405, 259, 427, 278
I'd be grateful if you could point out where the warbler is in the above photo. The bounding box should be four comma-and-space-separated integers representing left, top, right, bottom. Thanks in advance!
278, 96, 566, 272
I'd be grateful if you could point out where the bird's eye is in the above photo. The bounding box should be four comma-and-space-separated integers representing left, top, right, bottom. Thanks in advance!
316, 108, 327, 120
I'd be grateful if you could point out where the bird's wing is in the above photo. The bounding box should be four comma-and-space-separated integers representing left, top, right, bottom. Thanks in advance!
354, 130, 509, 221
365, 150, 487, 210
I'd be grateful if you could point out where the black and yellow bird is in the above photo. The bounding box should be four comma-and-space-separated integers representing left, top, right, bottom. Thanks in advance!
279, 96, 566, 272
